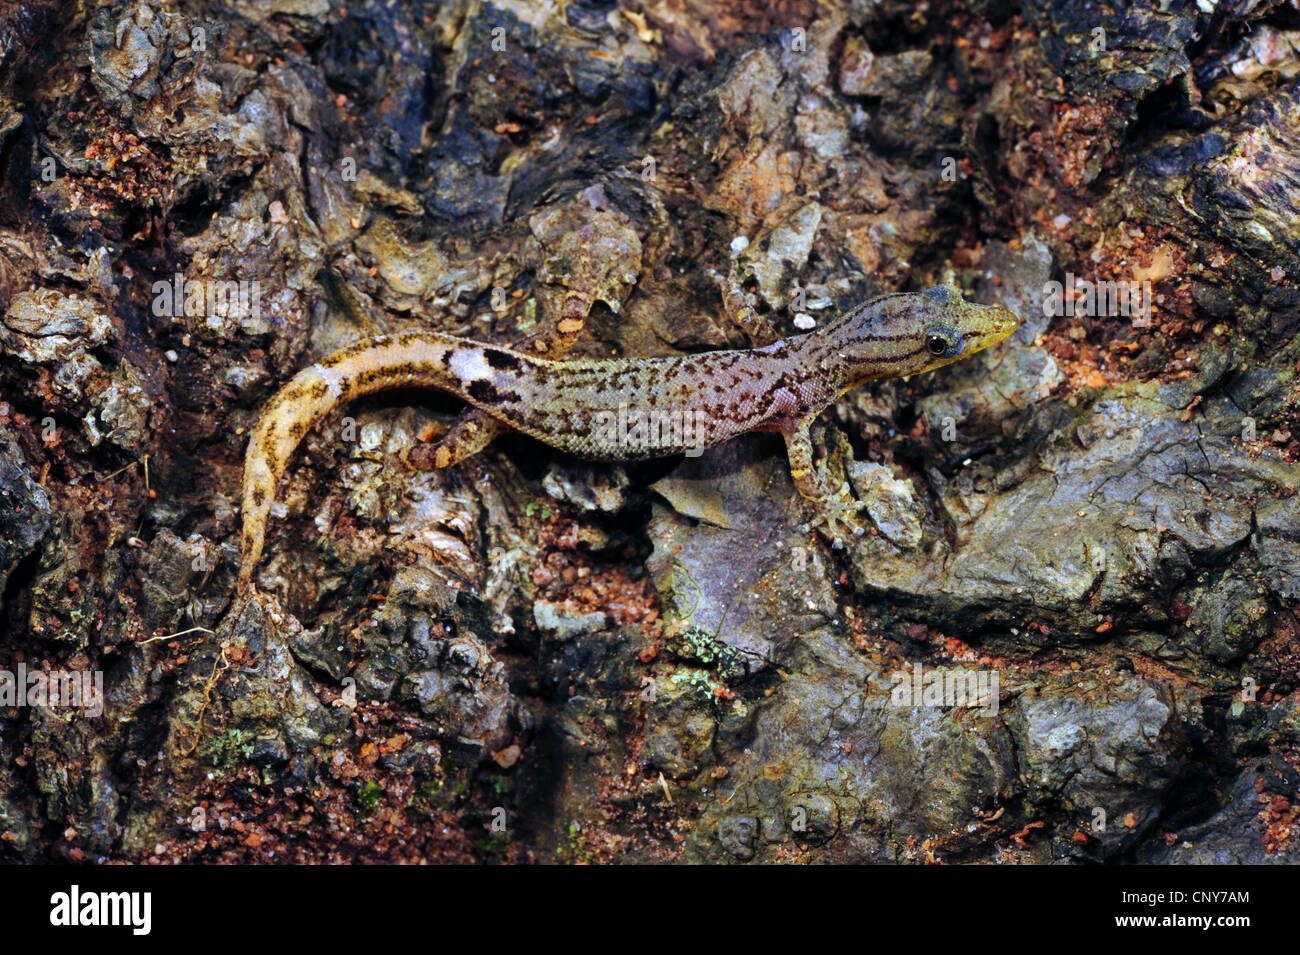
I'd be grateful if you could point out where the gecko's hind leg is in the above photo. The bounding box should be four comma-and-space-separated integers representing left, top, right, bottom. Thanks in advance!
401, 415, 500, 470
707, 254, 783, 347
782, 421, 868, 550
408, 284, 593, 469
407, 224, 602, 471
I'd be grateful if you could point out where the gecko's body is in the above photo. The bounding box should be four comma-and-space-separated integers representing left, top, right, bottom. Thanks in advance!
238, 285, 1017, 588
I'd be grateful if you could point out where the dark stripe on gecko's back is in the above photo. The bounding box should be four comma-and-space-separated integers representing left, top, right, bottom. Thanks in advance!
467, 379, 520, 405
356, 360, 427, 388
552, 363, 616, 382
544, 364, 623, 389
299, 379, 331, 402
484, 347, 522, 371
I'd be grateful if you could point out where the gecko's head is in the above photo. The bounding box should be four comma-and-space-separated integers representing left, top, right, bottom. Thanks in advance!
842, 284, 1019, 383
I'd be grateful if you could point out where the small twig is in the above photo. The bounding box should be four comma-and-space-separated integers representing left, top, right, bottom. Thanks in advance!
102, 460, 139, 481
138, 626, 215, 645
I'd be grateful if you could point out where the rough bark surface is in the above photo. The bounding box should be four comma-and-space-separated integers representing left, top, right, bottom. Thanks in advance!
0, 0, 1297, 863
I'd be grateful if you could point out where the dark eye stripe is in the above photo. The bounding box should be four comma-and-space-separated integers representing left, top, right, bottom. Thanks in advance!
855, 344, 928, 366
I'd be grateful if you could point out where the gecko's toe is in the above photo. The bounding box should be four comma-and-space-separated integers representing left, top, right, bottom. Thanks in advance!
795, 467, 872, 552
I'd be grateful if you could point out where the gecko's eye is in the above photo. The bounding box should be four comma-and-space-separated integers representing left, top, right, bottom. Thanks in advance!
925, 333, 950, 356
923, 329, 963, 358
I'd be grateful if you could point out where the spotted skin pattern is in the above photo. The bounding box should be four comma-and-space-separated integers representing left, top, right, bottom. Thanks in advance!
238, 285, 1018, 589
412, 222, 601, 470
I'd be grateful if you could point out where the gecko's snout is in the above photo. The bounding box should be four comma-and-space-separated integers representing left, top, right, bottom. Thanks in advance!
990, 305, 1019, 340
969, 301, 1019, 351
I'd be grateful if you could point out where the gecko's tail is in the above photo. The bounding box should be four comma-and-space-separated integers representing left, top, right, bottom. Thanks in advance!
238, 361, 342, 588
237, 332, 540, 588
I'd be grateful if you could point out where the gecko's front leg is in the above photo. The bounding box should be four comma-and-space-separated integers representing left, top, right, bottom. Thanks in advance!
782, 420, 867, 549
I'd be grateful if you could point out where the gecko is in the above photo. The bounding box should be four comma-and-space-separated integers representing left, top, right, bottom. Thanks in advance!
237, 283, 1018, 590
